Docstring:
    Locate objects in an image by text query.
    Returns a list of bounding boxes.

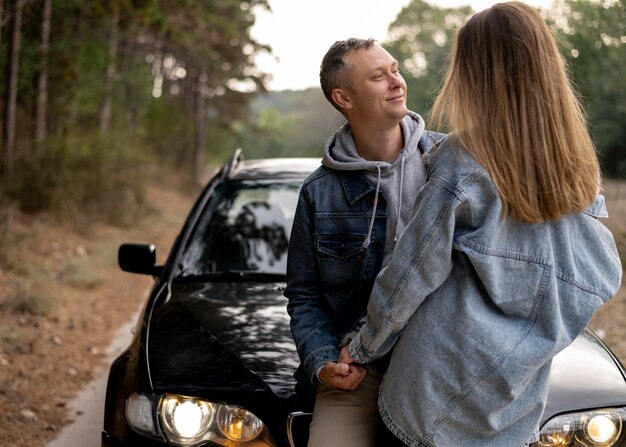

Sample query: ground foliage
[0,170,195,447]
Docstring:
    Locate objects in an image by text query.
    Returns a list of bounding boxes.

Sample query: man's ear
[331,88,352,111]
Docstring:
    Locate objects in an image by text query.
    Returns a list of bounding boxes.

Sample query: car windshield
[177,179,300,278]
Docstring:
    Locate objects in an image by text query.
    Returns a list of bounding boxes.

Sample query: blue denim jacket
[348,136,623,446]
[286,131,444,392]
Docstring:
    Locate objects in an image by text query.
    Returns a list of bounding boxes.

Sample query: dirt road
[46,313,138,447]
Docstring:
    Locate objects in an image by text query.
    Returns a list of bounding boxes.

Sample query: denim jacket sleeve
[285,186,340,384]
[348,174,459,363]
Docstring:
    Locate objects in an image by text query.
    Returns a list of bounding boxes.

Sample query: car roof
[228,156,321,181]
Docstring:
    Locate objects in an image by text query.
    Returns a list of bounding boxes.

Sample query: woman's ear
[331,88,352,111]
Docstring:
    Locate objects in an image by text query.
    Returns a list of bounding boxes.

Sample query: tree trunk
[192,79,207,185]
[177,74,195,169]
[2,0,26,178]
[120,38,139,126]
[100,5,119,132]
[35,0,52,151]
[0,0,4,49]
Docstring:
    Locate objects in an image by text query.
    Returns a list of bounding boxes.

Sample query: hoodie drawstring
[362,164,381,250]
[394,153,406,242]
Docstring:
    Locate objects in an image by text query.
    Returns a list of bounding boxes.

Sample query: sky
[251,0,553,91]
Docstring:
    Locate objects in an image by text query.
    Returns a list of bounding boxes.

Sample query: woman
[340,2,622,446]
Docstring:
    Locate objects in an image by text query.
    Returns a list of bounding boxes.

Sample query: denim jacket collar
[338,170,377,205]
[584,194,609,218]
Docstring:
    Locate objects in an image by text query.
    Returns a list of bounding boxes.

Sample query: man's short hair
[319,38,377,112]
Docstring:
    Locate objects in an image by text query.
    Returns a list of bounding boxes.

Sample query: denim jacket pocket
[317,235,366,259]
[316,235,366,298]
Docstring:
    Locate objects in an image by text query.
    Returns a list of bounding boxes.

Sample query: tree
[137,0,271,183]
[550,0,626,177]
[384,0,472,118]
[99,2,119,132]
[0,0,275,190]
[35,0,52,150]
[0,0,4,49]
[2,0,26,178]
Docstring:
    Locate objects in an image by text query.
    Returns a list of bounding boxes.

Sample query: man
[285,38,443,446]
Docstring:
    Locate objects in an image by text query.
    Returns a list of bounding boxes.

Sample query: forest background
[2,0,622,278]
[0,0,624,211]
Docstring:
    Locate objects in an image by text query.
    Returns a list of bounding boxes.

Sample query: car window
[178,180,300,277]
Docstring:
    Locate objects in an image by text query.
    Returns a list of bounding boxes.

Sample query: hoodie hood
[321,111,425,172]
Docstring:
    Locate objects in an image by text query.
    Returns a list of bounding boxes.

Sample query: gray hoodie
[321,111,427,267]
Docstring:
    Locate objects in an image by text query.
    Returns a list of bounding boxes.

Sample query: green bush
[58,258,104,290]
[0,194,17,267]
[4,131,148,227]
[143,100,187,163]
[9,277,59,317]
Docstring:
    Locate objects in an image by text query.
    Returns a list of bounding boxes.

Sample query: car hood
[147,281,302,401]
[543,328,626,422]
[146,282,626,416]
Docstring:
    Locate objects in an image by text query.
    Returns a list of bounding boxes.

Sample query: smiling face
[335,44,408,129]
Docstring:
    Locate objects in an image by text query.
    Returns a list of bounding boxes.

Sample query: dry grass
[588,179,626,363]
[603,179,626,262]
[0,175,195,447]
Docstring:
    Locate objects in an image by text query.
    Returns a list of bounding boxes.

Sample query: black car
[102,150,626,447]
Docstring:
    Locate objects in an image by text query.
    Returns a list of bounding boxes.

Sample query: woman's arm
[348,179,459,363]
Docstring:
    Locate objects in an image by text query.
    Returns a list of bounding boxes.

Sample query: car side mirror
[118,243,162,276]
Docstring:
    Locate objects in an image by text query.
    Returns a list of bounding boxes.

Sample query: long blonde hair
[430,1,600,223]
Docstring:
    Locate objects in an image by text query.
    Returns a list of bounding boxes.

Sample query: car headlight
[533,408,625,447]
[216,404,264,442]
[161,395,215,442]
[125,392,275,446]
[157,394,273,446]
[125,392,160,437]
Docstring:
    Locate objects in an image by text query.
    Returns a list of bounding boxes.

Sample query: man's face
[341,45,408,127]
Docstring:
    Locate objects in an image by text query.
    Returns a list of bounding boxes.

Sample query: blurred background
[0,0,624,199]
